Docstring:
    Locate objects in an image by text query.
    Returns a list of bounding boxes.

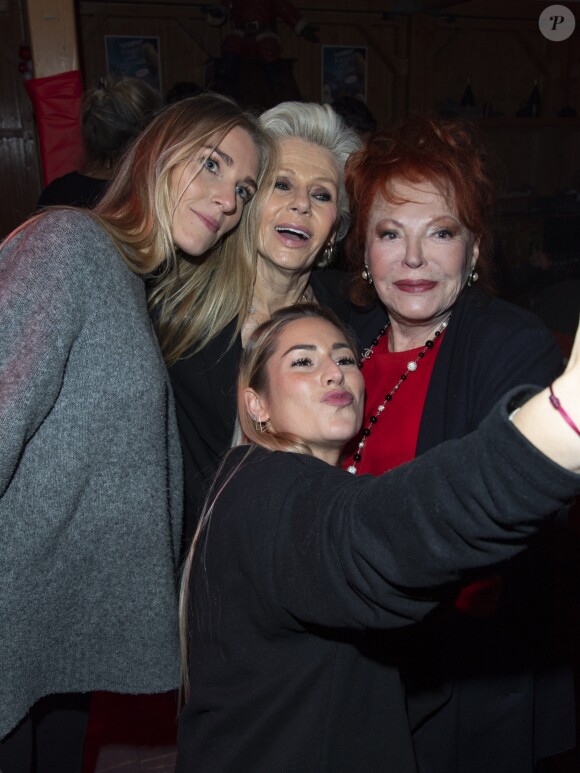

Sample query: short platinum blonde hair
[259,102,361,242]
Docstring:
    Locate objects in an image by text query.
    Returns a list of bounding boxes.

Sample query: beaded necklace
[346,314,451,475]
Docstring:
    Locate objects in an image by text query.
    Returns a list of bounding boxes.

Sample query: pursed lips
[322,390,354,407]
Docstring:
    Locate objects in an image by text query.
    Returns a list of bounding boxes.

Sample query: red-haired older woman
[343,115,572,773]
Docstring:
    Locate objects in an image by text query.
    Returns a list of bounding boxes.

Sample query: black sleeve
[263,389,580,631]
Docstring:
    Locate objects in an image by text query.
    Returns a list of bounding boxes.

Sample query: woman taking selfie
[0,93,272,773]
[176,303,580,773]
[342,113,571,772]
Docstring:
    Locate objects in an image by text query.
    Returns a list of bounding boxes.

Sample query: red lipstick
[394,280,437,293]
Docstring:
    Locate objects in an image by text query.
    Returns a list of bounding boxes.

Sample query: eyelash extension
[290,357,313,367]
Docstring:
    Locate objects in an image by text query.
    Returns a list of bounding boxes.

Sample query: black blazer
[400,288,573,772]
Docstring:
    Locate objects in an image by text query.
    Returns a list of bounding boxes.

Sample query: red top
[343,327,502,619]
[342,330,444,475]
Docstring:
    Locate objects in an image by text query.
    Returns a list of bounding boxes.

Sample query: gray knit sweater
[0,209,183,738]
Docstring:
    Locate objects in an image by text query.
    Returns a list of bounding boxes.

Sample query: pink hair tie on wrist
[549,384,580,438]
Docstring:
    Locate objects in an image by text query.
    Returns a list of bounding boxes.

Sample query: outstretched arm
[512,314,580,472]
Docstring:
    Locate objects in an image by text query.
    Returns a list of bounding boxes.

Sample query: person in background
[166,80,203,105]
[175,302,580,772]
[331,94,377,143]
[342,112,573,772]
[151,101,363,548]
[0,92,273,773]
[37,74,162,208]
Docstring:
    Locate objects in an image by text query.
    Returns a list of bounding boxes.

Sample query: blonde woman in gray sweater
[0,93,274,773]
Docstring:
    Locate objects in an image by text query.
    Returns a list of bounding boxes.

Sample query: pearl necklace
[346,314,451,475]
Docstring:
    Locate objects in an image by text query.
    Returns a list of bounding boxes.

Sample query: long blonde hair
[179,304,359,699]
[92,92,276,364]
[154,101,359,365]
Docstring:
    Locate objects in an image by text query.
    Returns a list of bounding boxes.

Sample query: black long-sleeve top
[176,389,580,773]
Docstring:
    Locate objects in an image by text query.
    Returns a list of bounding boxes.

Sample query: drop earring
[362,264,373,285]
[467,266,479,287]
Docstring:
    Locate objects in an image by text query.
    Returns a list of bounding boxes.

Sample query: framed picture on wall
[105,35,162,92]
[321,46,367,104]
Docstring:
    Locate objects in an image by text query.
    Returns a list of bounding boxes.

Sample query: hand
[300,23,319,43]
[567,314,580,373]
[512,314,580,473]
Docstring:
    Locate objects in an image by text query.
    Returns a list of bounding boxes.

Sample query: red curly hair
[344,113,497,305]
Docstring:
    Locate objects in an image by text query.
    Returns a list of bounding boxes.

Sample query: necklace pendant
[346,465,357,475]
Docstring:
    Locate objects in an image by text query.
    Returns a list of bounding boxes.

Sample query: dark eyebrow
[243,176,258,191]
[205,145,257,190]
[281,342,352,357]
[205,145,233,167]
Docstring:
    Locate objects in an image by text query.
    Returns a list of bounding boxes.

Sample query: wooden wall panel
[406,12,580,195]
[79,2,221,97]
[293,10,405,127]
[1,0,578,238]
[485,123,580,196]
[409,15,557,118]
[78,2,404,126]
[0,0,42,238]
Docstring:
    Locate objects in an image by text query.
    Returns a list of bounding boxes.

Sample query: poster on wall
[321,46,367,104]
[105,35,162,92]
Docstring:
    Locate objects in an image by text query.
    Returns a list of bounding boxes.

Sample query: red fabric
[342,332,443,475]
[453,573,504,618]
[25,70,84,186]
[342,328,504,617]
